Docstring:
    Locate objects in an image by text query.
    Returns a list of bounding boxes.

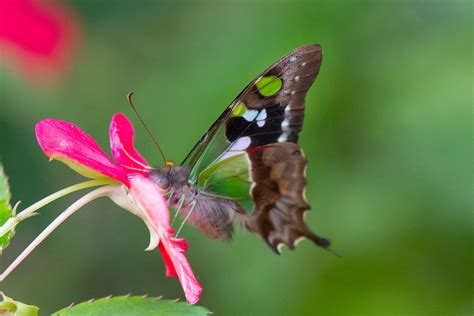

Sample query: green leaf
[0,164,15,253]
[0,165,11,202]
[52,296,211,316]
[0,292,39,316]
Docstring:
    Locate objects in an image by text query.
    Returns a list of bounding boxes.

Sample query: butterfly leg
[175,199,196,238]
[165,188,175,204]
[171,194,186,226]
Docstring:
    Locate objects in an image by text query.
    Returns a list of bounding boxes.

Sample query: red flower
[35,113,202,304]
[0,0,80,84]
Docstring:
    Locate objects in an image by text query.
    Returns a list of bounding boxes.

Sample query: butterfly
[149,44,330,254]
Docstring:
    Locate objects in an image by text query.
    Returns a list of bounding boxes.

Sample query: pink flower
[0,0,80,85]
[35,113,202,304]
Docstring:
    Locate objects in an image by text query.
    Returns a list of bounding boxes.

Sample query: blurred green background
[0,0,472,315]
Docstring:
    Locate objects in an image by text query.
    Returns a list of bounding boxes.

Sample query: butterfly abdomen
[170,184,245,240]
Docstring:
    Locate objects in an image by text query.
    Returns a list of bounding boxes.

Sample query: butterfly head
[149,162,190,191]
[156,161,174,189]
[149,167,171,190]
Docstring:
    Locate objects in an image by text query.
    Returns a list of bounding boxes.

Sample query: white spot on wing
[302,162,308,204]
[290,56,297,62]
[246,153,255,196]
[219,136,252,161]
[256,109,267,127]
[278,105,291,142]
[231,136,251,151]
[294,76,300,81]
[278,133,288,142]
[277,243,286,253]
[294,236,307,247]
[243,110,258,122]
[256,109,267,121]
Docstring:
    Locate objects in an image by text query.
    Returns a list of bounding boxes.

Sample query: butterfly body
[152,44,330,254]
[149,166,243,240]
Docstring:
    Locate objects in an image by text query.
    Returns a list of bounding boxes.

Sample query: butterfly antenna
[127,92,167,164]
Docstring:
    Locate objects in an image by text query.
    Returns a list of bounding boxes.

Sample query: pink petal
[159,238,202,305]
[159,236,188,278]
[109,113,149,175]
[129,175,202,304]
[36,119,128,184]
[128,175,170,233]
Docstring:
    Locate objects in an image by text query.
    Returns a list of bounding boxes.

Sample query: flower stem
[0,179,114,238]
[0,185,121,282]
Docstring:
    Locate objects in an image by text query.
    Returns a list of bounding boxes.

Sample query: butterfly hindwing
[196,142,330,253]
[245,142,330,253]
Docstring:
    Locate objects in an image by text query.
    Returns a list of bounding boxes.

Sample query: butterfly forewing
[182,44,322,182]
